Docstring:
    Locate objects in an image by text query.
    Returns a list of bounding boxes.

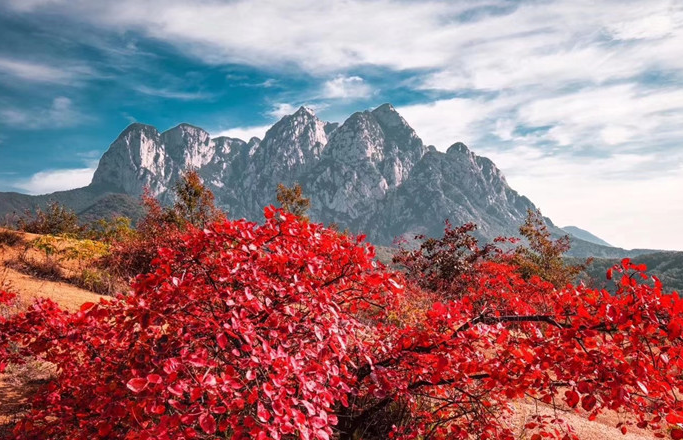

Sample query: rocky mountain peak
[161,123,214,169]
[293,105,316,117]
[446,142,470,155]
[0,103,662,260]
[371,103,404,128]
[114,122,158,142]
[91,122,165,195]
[325,111,385,163]
[59,103,541,246]
[253,105,329,172]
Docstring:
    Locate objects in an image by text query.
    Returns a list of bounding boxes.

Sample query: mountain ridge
[562,225,613,247]
[0,104,660,259]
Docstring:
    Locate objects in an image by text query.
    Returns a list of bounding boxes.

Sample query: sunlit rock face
[73,103,537,245]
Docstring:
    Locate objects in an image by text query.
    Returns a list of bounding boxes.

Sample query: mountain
[572,251,683,293]
[0,104,659,259]
[562,226,612,247]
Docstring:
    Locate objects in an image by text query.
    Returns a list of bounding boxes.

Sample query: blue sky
[0,0,682,250]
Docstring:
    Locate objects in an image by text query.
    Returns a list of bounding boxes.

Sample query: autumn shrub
[104,171,223,281]
[0,207,400,439]
[393,221,503,300]
[84,216,135,243]
[102,192,184,281]
[512,209,591,288]
[17,202,82,236]
[2,209,683,439]
[0,229,22,247]
[71,268,124,296]
[277,182,310,219]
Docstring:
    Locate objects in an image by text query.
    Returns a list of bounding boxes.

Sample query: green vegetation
[512,209,592,288]
[17,201,81,236]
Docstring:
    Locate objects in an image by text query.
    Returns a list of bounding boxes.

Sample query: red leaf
[126,377,148,393]
[581,394,597,411]
[199,413,216,434]
[217,333,228,349]
[147,374,162,384]
[257,402,270,423]
[565,389,580,408]
[80,302,96,313]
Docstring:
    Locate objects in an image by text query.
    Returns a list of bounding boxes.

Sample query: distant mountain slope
[575,251,683,293]
[562,225,612,247]
[0,103,667,259]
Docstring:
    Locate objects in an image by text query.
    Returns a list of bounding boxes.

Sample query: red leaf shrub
[2,208,683,439]
[0,207,399,439]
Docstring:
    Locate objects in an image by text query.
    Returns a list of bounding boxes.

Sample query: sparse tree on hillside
[512,209,591,288]
[85,216,135,243]
[18,201,81,236]
[173,170,223,228]
[276,182,310,219]
[104,171,224,280]
[393,221,503,299]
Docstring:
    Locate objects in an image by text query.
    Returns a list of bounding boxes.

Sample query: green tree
[512,209,591,288]
[172,170,223,228]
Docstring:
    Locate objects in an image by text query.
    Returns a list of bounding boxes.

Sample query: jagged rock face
[303,104,426,226]
[161,124,215,170]
[238,106,330,218]
[367,144,536,244]
[60,103,540,245]
[91,123,168,196]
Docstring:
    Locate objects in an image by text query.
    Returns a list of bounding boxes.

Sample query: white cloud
[516,84,683,149]
[6,0,683,249]
[478,146,683,251]
[322,75,372,99]
[0,97,87,129]
[8,0,681,79]
[0,57,94,84]
[214,125,270,141]
[268,103,297,119]
[397,95,511,148]
[15,167,96,194]
[134,85,214,100]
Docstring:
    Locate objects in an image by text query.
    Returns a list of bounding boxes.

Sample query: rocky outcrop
[1,103,640,259]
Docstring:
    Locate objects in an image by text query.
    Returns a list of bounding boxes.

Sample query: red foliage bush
[0,207,399,439]
[103,192,184,281]
[2,208,683,439]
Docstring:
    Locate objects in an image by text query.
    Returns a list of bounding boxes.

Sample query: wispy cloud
[0,97,88,129]
[134,85,214,100]
[267,103,297,119]
[14,167,96,194]
[0,57,94,85]
[7,0,681,76]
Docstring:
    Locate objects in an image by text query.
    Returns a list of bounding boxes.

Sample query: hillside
[562,226,612,247]
[577,251,683,293]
